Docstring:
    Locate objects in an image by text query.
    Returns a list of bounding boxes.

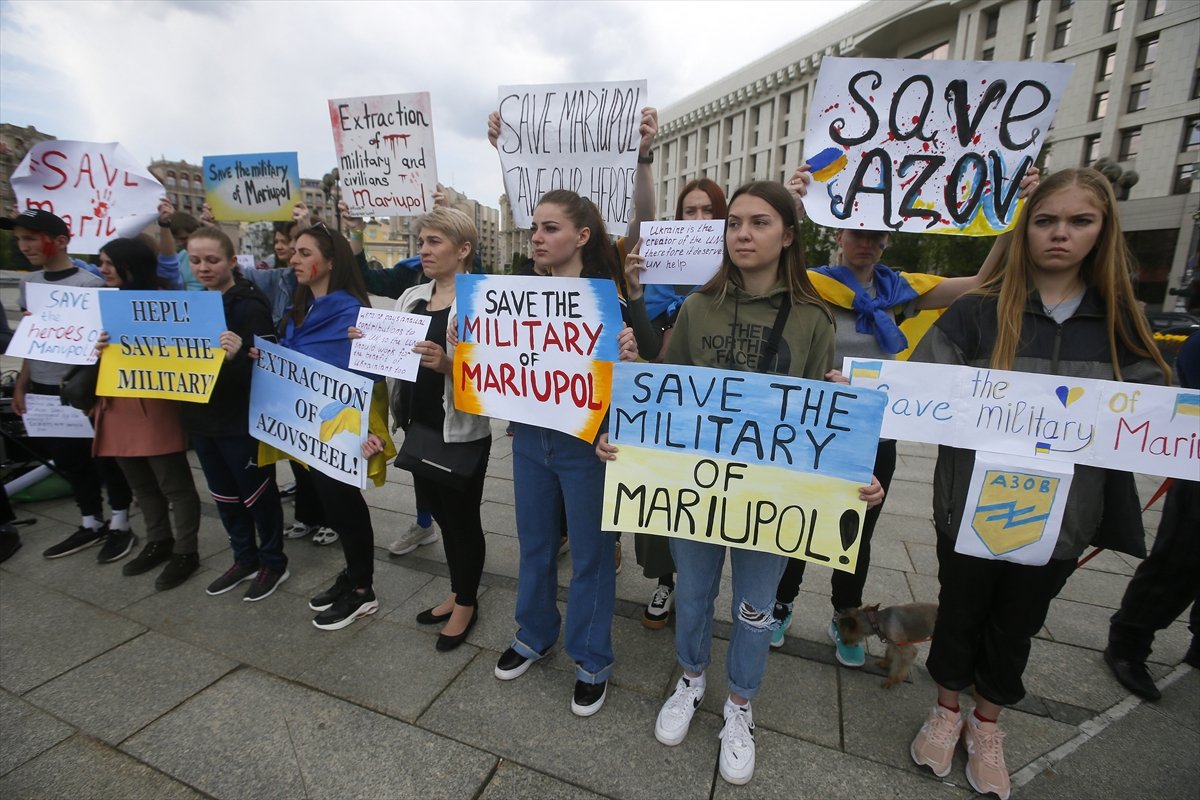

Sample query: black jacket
[179,279,275,437]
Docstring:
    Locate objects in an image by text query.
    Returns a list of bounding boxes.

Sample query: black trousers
[310,469,375,588]
[775,438,897,612]
[414,437,491,606]
[1108,479,1200,663]
[290,459,325,528]
[926,535,1076,706]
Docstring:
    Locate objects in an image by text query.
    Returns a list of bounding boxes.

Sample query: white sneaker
[284,522,316,539]
[388,522,440,555]
[719,700,755,785]
[311,527,339,546]
[655,675,706,746]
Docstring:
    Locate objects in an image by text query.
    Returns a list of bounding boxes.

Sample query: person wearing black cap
[3,209,137,562]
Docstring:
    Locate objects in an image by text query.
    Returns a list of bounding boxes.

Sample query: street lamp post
[320,169,342,233]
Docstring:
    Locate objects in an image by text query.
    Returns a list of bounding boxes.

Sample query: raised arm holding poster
[603,363,887,571]
[328,92,437,216]
[639,219,725,286]
[8,141,164,253]
[452,273,621,442]
[96,290,226,403]
[803,58,1072,235]
[496,80,646,236]
[5,283,111,365]
[202,152,299,222]
[249,337,373,489]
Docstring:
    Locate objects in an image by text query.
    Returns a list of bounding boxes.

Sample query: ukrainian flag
[318,402,362,442]
[1172,393,1200,421]
[849,361,883,382]
[1035,442,1052,455]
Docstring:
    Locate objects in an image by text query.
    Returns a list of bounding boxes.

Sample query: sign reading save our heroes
[496,80,646,236]
[8,140,163,254]
[803,58,1072,235]
[6,284,110,365]
[604,364,886,571]
[249,337,374,489]
[96,291,225,403]
[202,152,299,222]
[328,92,437,217]
[453,274,621,442]
[844,358,1200,480]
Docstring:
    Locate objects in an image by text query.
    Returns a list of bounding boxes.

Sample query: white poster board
[6,284,110,365]
[639,220,725,286]
[348,307,432,382]
[496,80,647,236]
[804,58,1072,235]
[21,394,94,438]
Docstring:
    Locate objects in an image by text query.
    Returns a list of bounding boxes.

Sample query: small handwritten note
[640,220,725,285]
[348,307,432,382]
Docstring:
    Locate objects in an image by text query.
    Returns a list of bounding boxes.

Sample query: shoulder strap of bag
[757,298,791,374]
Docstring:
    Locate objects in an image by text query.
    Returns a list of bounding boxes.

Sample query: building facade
[0,123,56,217]
[360,185,502,272]
[651,0,1200,309]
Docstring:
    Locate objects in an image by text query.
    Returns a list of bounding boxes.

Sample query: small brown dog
[837,603,938,689]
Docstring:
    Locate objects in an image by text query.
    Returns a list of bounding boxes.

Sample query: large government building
[650,0,1199,310]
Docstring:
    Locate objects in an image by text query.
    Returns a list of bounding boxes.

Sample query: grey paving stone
[0,689,73,777]
[1023,638,1130,712]
[875,478,934,521]
[0,734,204,799]
[1019,702,1200,800]
[123,667,495,800]
[1149,667,1200,735]
[904,570,942,605]
[904,540,939,576]
[548,611,678,697]
[869,535,915,572]
[480,500,519,537]
[24,631,235,745]
[861,564,916,606]
[1040,594,1190,666]
[482,530,522,580]
[1076,548,1136,577]
[297,616,476,722]
[1054,566,1130,610]
[712,727,963,800]
[480,759,609,800]
[0,573,145,695]
[421,653,721,799]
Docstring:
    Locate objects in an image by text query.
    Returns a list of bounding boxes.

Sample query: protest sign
[235,255,257,271]
[602,363,886,570]
[202,152,299,222]
[21,394,94,438]
[348,307,431,382]
[496,80,646,236]
[96,291,225,403]
[640,220,725,286]
[328,92,437,216]
[6,284,111,365]
[249,337,373,488]
[956,452,1074,566]
[453,274,621,442]
[845,357,1200,479]
[804,58,1072,235]
[8,141,164,253]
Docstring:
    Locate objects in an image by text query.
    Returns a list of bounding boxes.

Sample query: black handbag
[394,422,488,489]
[59,363,100,412]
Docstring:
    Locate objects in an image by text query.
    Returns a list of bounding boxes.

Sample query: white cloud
[0,0,864,208]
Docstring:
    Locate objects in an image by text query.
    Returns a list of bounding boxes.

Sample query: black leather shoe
[436,607,478,652]
[155,552,200,591]
[1104,647,1160,701]
[571,680,607,717]
[417,606,453,625]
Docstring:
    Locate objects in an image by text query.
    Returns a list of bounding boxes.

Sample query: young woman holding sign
[92,237,203,592]
[906,168,1168,800]
[181,227,288,602]
[600,181,883,785]
[254,223,395,630]
[350,208,492,651]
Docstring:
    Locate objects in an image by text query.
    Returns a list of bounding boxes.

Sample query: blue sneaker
[829,615,866,667]
[770,611,793,649]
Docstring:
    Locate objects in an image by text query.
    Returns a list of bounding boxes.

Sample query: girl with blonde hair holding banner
[906,168,1168,800]
[600,181,883,785]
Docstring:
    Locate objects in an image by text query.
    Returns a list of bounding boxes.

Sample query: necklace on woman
[1042,286,1083,316]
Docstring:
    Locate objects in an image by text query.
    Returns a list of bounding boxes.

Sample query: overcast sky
[0,0,864,208]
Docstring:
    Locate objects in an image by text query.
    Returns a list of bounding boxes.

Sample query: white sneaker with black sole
[655,674,706,745]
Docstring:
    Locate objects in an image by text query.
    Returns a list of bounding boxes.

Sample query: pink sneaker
[910,705,963,778]
[963,713,1010,800]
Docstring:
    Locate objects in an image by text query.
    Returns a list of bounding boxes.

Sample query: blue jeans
[511,424,615,684]
[191,434,285,573]
[669,538,788,700]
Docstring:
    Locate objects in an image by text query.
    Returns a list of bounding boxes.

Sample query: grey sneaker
[387,522,439,555]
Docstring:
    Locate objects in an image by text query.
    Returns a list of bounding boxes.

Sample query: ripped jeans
[669,538,789,700]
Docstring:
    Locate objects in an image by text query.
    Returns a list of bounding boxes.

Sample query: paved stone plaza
[1,423,1196,799]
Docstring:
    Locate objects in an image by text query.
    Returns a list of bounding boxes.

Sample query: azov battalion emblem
[971,471,1061,555]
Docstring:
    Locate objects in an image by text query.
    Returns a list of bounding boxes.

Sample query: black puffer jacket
[179,278,275,437]
[911,288,1165,560]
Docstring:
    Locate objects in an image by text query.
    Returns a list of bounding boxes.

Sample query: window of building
[1091,91,1109,120]
[1058,0,1074,9]
[1097,46,1116,80]
[1118,127,1141,160]
[1134,35,1158,71]
[910,41,950,60]
[1184,117,1200,151]
[1144,0,1166,19]
[179,177,189,189]
[1174,163,1198,195]
[982,47,995,61]
[1024,33,1037,58]
[1083,134,1102,165]
[1194,69,1200,100]
[1028,0,1040,23]
[1106,1,1123,31]
[984,9,999,38]
[1127,81,1150,112]
[1054,21,1071,48]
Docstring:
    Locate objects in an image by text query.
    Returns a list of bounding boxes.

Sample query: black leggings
[310,469,375,588]
[414,437,491,606]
